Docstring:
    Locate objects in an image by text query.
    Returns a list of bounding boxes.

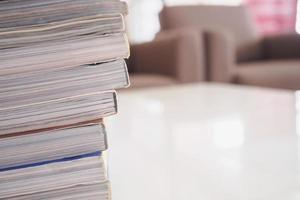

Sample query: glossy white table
[106,83,300,200]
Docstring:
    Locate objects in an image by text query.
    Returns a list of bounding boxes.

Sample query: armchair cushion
[236,60,300,90]
[236,39,264,63]
[263,34,300,60]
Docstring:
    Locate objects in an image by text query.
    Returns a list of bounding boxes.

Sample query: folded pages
[0,92,117,135]
[0,59,129,108]
[0,33,129,75]
[0,153,108,199]
[0,14,125,49]
[0,124,107,170]
[6,183,110,200]
[0,0,127,28]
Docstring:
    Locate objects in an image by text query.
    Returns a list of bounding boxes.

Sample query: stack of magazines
[0,0,129,199]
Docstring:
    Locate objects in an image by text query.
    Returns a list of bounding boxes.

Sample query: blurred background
[125,0,297,43]
[122,0,300,90]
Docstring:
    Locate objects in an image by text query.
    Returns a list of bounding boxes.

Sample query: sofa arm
[205,30,236,82]
[262,33,300,59]
[129,28,206,83]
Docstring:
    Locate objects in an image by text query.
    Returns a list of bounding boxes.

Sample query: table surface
[106,83,300,200]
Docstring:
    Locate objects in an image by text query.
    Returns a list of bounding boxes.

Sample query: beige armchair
[127,28,205,89]
[160,5,300,90]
